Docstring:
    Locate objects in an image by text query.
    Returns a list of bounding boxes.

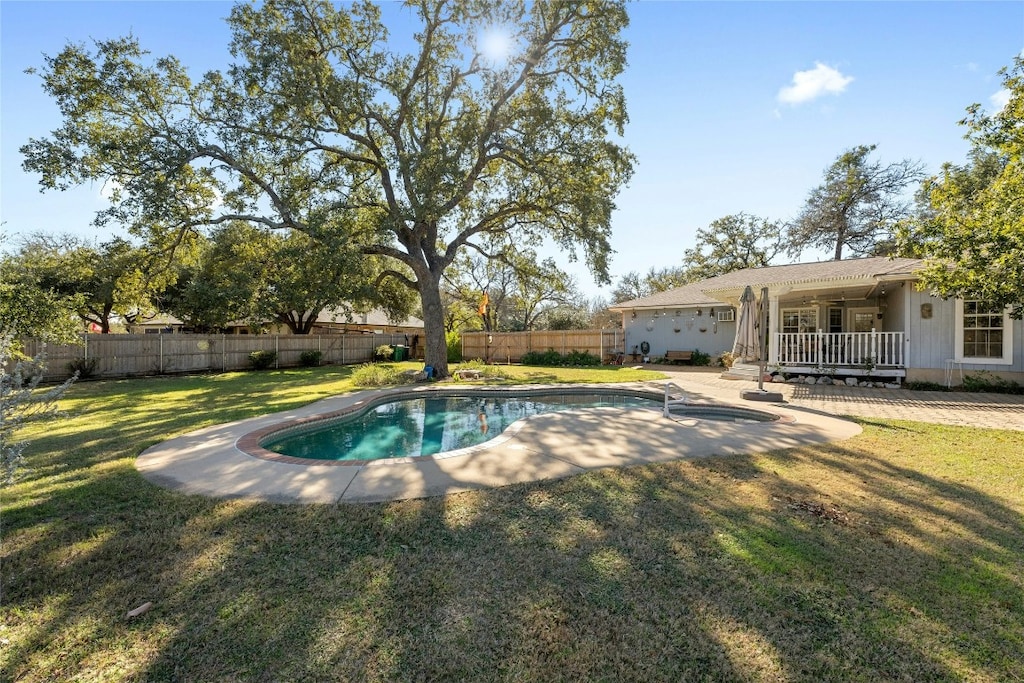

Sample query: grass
[2,364,1023,681]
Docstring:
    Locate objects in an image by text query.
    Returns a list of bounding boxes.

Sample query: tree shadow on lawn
[3,422,1023,681]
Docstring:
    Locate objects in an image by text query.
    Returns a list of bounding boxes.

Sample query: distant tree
[0,279,81,348]
[542,306,591,330]
[644,265,691,292]
[23,0,633,378]
[587,296,621,329]
[610,265,689,303]
[610,271,650,304]
[9,234,168,333]
[788,145,926,261]
[897,57,1024,317]
[164,222,412,333]
[445,247,578,332]
[682,213,783,279]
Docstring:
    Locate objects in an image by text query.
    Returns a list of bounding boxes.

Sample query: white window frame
[954,299,1013,365]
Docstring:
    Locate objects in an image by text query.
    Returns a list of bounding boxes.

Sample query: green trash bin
[393,345,407,361]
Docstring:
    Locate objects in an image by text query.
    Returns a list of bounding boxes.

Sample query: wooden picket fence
[16,333,410,383]
[461,329,624,364]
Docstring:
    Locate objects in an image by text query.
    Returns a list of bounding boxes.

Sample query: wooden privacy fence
[17,333,410,383]
[461,329,624,364]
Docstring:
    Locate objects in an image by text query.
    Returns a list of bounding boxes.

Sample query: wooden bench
[664,350,694,365]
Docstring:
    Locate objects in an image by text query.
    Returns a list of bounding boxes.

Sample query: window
[781,308,818,334]
[955,300,1013,364]
[716,309,734,322]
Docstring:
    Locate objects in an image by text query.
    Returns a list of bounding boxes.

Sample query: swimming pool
[259,390,779,462]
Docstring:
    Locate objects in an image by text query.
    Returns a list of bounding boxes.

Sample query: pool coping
[135,381,860,504]
[236,384,791,467]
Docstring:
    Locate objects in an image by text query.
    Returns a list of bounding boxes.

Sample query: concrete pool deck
[136,379,863,504]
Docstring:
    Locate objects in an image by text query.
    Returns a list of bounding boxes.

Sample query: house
[260,307,425,337]
[610,257,1023,385]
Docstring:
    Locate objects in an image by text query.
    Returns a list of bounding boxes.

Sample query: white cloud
[990,88,1011,112]
[777,62,854,105]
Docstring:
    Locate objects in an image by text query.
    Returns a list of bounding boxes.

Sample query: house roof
[610,257,925,310]
[315,307,424,328]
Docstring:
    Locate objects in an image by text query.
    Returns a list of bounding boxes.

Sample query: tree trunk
[418,272,450,378]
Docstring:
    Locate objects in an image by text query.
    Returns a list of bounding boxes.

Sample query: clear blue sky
[2,1,1021,301]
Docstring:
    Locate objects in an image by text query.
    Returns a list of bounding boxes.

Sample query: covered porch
[773,329,905,378]
[707,276,909,381]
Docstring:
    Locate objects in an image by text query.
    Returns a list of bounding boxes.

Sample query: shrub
[4,339,76,485]
[718,351,736,369]
[374,344,394,362]
[962,371,1023,394]
[248,350,277,370]
[690,349,712,366]
[903,381,949,392]
[352,362,401,387]
[299,350,322,367]
[520,348,563,366]
[446,331,462,362]
[564,350,602,366]
[66,357,98,379]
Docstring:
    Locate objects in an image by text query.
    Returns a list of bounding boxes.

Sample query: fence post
[275,335,280,368]
[222,334,226,371]
[159,334,164,374]
[84,334,88,361]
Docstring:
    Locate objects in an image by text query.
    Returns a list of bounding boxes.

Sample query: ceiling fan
[803,293,846,305]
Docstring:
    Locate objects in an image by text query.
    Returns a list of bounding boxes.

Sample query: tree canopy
[681,213,783,280]
[6,234,170,333]
[22,0,634,377]
[163,222,412,333]
[897,56,1024,317]
[788,144,925,261]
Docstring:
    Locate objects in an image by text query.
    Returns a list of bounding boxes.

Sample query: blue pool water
[263,393,660,461]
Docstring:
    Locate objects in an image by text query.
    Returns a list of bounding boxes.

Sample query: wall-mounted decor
[646,319,655,331]
[920,303,933,319]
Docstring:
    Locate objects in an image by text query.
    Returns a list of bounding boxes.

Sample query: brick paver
[656,366,1024,431]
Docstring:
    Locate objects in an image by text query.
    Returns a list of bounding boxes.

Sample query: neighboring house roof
[314,307,424,328]
[610,257,926,310]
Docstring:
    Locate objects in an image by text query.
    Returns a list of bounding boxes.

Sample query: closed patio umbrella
[732,285,760,362]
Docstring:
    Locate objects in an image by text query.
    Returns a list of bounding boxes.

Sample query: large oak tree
[22,0,633,377]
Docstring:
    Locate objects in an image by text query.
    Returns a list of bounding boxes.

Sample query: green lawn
[2,364,1023,681]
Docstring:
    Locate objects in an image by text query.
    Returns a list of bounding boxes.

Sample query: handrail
[663,382,687,417]
[774,330,905,367]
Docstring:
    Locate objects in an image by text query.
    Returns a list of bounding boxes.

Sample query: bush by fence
[17,333,411,382]
[461,329,623,364]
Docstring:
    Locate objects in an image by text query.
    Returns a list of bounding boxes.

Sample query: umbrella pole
[742,286,782,402]
[758,286,768,391]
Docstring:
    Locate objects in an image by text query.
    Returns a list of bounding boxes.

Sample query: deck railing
[774,331,905,368]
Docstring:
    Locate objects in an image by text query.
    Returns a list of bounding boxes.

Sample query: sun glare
[480,27,512,64]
